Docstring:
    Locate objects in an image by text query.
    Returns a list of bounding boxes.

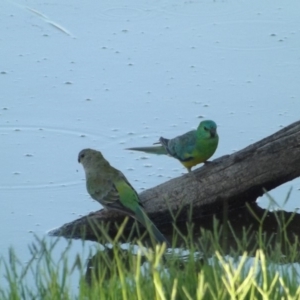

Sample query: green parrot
[126,120,219,173]
[78,148,170,246]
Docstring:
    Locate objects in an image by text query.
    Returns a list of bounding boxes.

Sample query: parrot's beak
[210,128,217,138]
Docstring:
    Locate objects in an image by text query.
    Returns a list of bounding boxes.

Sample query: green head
[78,148,109,174]
[197,120,218,138]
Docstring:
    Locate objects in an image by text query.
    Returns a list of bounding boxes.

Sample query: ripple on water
[1,126,103,190]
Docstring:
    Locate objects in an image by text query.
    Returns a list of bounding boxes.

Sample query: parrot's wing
[114,174,170,246]
[113,173,142,212]
[96,182,134,217]
[88,177,120,206]
[166,130,197,161]
[100,184,120,206]
[90,171,142,216]
[112,173,170,246]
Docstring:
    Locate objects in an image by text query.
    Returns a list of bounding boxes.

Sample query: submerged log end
[48,210,124,242]
[48,209,173,244]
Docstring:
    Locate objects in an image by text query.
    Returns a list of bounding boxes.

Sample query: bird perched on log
[126,120,219,173]
[78,148,170,246]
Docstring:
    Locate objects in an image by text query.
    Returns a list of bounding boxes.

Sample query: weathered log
[49,120,300,242]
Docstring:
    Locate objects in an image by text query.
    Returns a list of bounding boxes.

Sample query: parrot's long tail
[135,207,170,247]
[125,146,168,155]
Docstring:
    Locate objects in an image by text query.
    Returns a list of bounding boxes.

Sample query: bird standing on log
[78,148,170,246]
[126,120,219,173]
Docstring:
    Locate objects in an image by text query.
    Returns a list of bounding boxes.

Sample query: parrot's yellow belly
[181,156,207,168]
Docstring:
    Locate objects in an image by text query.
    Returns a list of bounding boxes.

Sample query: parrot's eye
[80,153,85,159]
[204,126,208,131]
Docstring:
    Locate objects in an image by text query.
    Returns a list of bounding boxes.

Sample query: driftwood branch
[50,120,300,243]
